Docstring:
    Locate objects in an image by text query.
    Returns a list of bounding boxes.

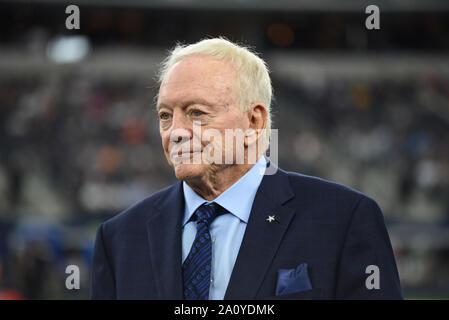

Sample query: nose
[169,110,192,143]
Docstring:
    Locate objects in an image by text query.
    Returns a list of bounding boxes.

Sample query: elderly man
[90,38,402,300]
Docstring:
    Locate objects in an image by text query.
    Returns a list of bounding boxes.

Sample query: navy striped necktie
[182,202,227,300]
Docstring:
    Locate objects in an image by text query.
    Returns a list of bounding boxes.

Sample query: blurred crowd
[0,73,172,218]
[276,73,449,224]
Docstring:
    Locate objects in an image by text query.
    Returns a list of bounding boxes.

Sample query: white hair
[158,37,273,144]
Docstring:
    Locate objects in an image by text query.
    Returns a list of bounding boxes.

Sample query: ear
[248,103,268,131]
[244,103,268,148]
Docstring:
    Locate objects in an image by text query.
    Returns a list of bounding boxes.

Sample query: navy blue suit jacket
[90,166,402,299]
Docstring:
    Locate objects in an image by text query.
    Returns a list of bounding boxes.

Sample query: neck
[185,163,253,201]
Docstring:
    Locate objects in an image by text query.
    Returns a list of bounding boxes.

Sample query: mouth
[170,150,202,159]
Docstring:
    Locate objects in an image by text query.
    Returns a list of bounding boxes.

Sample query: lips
[170,150,202,159]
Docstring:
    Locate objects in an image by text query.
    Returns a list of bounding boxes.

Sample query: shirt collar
[182,156,267,226]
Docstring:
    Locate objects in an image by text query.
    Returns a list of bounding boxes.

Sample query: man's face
[157,55,250,181]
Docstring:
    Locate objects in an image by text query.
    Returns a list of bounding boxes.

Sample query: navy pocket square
[276,263,312,296]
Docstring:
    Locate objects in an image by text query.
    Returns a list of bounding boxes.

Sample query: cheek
[160,132,169,150]
[215,113,243,130]
[228,108,248,127]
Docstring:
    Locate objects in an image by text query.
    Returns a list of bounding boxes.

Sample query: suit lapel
[224,167,295,299]
[146,181,184,299]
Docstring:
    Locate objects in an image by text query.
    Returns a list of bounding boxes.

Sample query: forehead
[158,55,237,107]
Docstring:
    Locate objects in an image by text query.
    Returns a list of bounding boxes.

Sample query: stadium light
[46,35,90,63]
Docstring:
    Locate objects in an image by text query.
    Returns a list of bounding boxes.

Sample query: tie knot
[195,202,226,226]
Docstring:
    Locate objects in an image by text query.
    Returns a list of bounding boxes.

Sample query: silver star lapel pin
[266,215,280,223]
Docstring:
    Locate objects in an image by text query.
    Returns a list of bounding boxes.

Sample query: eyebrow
[156,102,168,111]
[156,98,214,111]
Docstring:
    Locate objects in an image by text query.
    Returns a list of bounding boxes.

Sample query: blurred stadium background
[0,0,448,299]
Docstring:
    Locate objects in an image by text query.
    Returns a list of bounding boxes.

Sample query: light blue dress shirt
[182,156,267,300]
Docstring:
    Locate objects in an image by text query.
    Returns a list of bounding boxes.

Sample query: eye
[159,112,170,120]
[191,109,204,117]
